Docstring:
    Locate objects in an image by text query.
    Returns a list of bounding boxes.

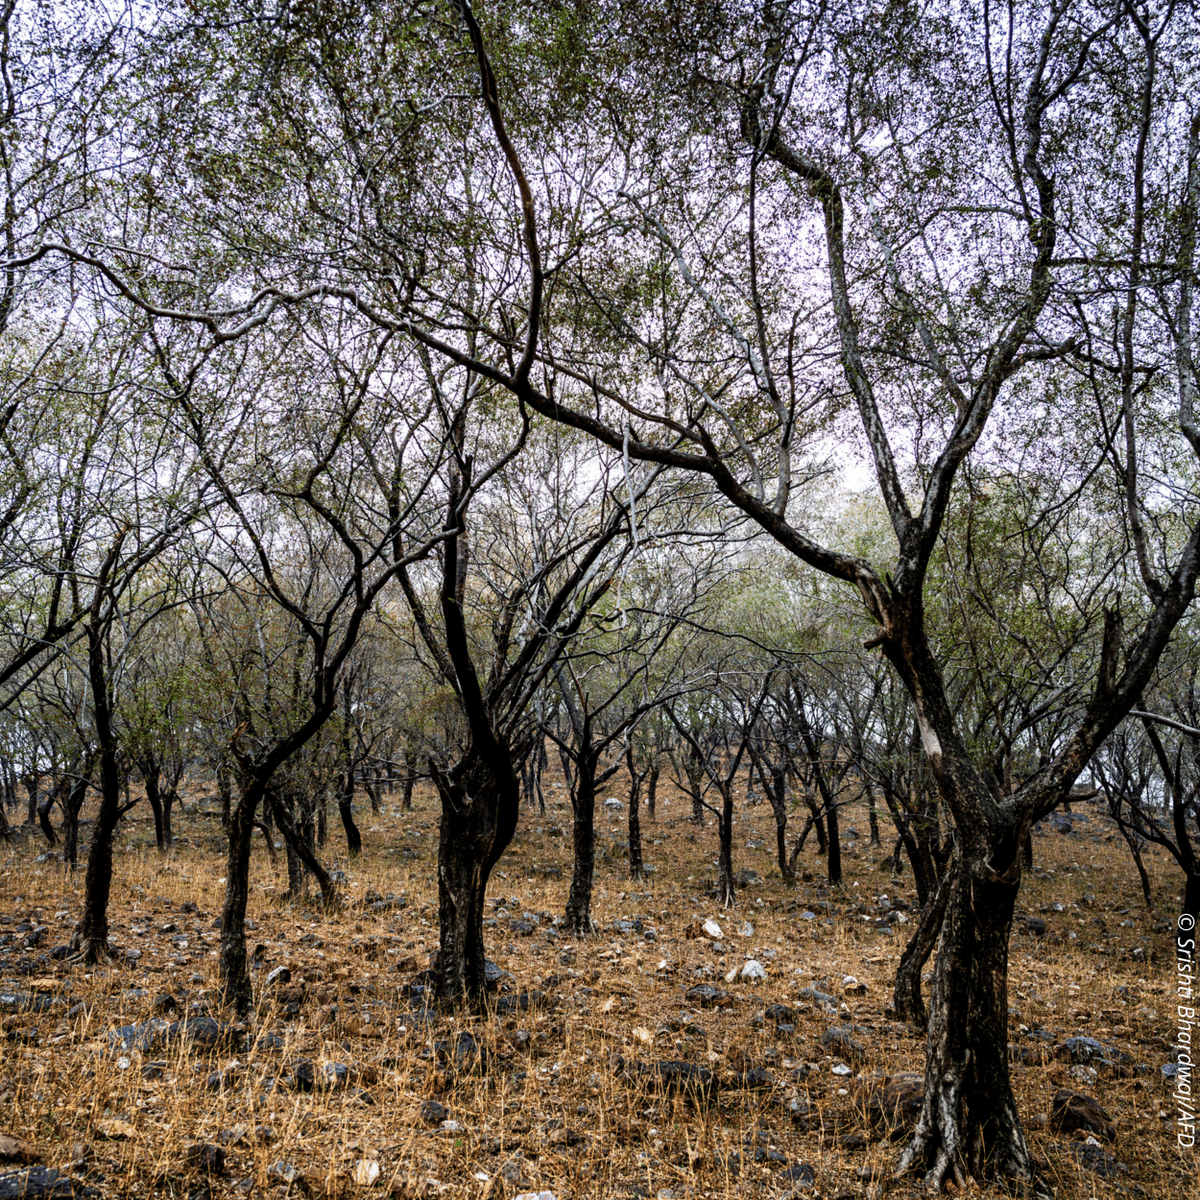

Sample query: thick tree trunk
[646,763,658,819]
[895,853,1033,1188]
[218,786,260,1013]
[76,771,124,963]
[431,747,519,1006]
[565,772,596,935]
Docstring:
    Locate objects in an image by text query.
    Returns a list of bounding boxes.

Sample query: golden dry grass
[0,775,1195,1200]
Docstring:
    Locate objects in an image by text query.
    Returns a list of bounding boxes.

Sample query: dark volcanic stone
[0,992,55,1016]
[420,1100,448,1125]
[783,1163,815,1188]
[494,990,546,1015]
[1068,1142,1127,1179]
[109,1018,171,1053]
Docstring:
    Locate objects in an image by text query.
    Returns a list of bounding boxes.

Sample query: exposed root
[68,937,116,966]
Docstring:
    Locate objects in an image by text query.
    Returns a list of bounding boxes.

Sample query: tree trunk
[23,773,39,826]
[285,832,304,898]
[893,866,952,1029]
[826,794,843,886]
[218,785,261,1013]
[715,783,736,907]
[799,788,827,853]
[565,770,596,935]
[868,786,881,845]
[628,766,645,881]
[76,772,123,963]
[61,775,89,867]
[273,792,337,903]
[431,746,518,1005]
[646,762,658,819]
[768,771,793,883]
[145,764,167,852]
[339,783,362,855]
[37,788,59,847]
[895,852,1034,1187]
[160,789,174,849]
[402,746,417,811]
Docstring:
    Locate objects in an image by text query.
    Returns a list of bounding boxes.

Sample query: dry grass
[0,776,1194,1200]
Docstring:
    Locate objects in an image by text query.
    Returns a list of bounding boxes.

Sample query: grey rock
[1068,1142,1127,1179]
[0,1168,99,1198]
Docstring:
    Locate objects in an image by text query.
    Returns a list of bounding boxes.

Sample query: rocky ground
[0,779,1193,1200]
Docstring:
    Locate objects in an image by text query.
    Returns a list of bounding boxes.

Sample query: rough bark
[431,746,518,1004]
[895,853,1034,1188]
[218,786,260,1013]
[564,769,596,935]
[628,752,645,881]
[715,781,736,907]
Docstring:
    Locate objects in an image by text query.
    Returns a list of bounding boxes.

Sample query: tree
[360,1,1200,1188]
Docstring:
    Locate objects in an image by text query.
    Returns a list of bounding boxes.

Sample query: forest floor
[0,777,1194,1200]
